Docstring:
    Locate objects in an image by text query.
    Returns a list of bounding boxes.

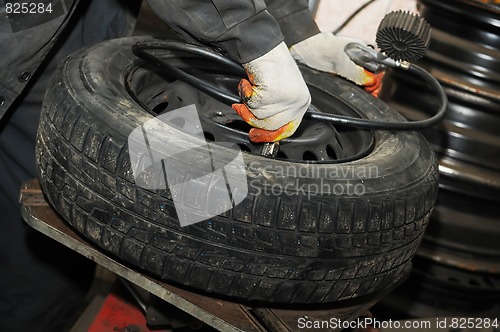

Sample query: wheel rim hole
[237,143,251,152]
[276,150,288,159]
[483,277,494,287]
[469,279,480,287]
[303,151,318,161]
[151,101,169,114]
[326,145,337,160]
[225,120,252,133]
[204,131,215,141]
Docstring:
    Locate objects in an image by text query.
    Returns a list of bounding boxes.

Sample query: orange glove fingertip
[248,128,278,143]
[248,122,297,143]
[363,71,384,97]
[238,78,254,102]
[231,103,256,124]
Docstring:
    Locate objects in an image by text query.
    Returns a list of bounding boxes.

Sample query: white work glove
[232,42,311,143]
[290,32,383,96]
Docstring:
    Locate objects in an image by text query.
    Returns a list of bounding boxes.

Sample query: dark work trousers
[0,1,139,331]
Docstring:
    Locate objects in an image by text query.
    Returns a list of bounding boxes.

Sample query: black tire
[36,37,439,304]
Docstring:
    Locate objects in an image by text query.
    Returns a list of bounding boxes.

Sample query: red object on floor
[88,283,152,332]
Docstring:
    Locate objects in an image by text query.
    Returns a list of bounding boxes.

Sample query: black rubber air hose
[132,40,447,131]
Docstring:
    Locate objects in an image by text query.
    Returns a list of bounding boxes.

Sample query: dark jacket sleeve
[265,0,320,47]
[146,0,320,64]
[146,0,284,63]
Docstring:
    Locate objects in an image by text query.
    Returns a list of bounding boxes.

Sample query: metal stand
[20,179,405,332]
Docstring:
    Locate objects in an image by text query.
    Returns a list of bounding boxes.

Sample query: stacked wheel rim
[379,0,500,316]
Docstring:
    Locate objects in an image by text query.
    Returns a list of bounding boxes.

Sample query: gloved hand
[231,42,311,143]
[290,32,384,97]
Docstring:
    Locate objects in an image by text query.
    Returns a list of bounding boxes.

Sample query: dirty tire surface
[36,37,439,304]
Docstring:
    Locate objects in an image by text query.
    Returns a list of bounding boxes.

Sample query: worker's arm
[146,0,310,142]
[146,1,381,142]
[264,0,320,47]
[145,0,283,63]
[265,0,383,96]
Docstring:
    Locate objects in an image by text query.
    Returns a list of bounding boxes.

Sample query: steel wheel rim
[125,53,375,164]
